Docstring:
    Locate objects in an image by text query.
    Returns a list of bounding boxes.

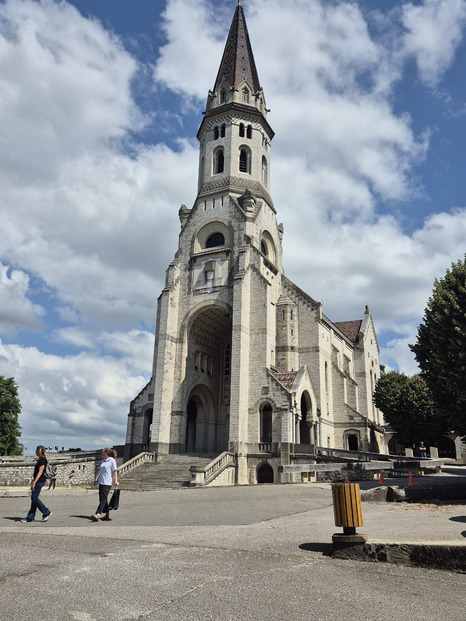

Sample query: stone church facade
[124,2,385,484]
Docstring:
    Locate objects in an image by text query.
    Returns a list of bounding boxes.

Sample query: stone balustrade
[190,451,236,487]
[117,452,156,478]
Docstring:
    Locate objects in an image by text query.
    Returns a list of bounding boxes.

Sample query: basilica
[124,1,385,484]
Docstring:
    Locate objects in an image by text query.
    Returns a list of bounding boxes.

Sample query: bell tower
[126,0,285,477]
[196,0,274,204]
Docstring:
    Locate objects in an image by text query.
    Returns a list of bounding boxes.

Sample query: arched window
[220,89,226,103]
[239,148,251,173]
[214,149,224,174]
[260,404,272,443]
[239,123,245,137]
[242,87,249,103]
[260,232,276,265]
[246,124,252,139]
[214,126,219,140]
[206,232,225,248]
[221,124,226,137]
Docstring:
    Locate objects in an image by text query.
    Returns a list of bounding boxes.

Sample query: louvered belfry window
[239,148,248,173]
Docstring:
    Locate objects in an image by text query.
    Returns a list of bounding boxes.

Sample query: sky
[0,0,465,452]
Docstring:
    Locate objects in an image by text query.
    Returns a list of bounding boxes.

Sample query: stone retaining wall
[0,457,99,486]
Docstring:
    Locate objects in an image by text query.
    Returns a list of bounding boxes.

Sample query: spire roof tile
[213,2,261,93]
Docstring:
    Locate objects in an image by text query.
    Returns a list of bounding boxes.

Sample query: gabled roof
[272,372,298,391]
[213,1,261,93]
[333,320,362,344]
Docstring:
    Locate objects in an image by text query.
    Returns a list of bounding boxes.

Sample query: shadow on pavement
[442,467,466,476]
[299,542,332,556]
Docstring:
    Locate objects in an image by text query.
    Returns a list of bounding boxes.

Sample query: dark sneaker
[101,516,112,521]
[42,512,52,522]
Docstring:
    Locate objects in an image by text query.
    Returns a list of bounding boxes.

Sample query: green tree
[0,376,23,456]
[373,371,443,447]
[410,255,466,438]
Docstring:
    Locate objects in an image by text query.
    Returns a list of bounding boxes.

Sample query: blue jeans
[26,482,50,522]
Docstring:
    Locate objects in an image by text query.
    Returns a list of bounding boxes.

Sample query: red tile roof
[333,320,362,343]
[272,372,297,391]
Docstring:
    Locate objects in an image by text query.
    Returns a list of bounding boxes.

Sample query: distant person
[91,448,119,522]
[47,468,57,490]
[67,470,75,488]
[419,441,427,458]
[21,446,52,523]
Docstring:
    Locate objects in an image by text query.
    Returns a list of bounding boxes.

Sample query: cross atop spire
[213,1,261,94]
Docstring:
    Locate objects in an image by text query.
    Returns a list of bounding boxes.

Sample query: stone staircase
[119,454,215,491]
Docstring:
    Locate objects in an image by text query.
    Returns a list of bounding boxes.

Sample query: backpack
[44,462,55,480]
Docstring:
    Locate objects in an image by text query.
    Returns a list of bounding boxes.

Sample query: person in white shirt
[91,448,119,522]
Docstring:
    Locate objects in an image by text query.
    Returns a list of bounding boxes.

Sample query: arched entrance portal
[142,408,153,449]
[257,463,274,484]
[299,392,312,445]
[185,305,232,454]
[185,398,197,453]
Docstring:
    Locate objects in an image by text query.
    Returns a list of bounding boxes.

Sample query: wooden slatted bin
[332,483,363,532]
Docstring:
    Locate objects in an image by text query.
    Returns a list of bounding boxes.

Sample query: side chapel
[124,1,385,484]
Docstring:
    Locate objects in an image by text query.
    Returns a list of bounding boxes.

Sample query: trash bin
[332,482,363,535]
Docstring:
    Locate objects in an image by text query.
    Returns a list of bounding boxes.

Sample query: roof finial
[238,0,242,6]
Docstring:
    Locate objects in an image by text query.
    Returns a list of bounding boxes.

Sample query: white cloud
[0,0,142,182]
[0,263,44,333]
[0,334,153,450]
[402,0,466,88]
[381,331,422,377]
[0,0,199,332]
[153,0,225,100]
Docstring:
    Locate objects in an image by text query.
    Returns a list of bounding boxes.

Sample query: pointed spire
[213,2,261,93]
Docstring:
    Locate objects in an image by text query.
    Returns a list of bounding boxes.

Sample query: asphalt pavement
[1,468,465,621]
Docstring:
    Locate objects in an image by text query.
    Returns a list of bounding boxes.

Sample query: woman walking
[21,446,52,522]
[91,448,119,522]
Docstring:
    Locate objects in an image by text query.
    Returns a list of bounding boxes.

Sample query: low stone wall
[315,466,374,483]
[0,457,99,486]
[280,458,443,484]
[332,540,466,573]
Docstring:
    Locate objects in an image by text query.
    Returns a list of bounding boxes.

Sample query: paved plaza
[1,473,465,621]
